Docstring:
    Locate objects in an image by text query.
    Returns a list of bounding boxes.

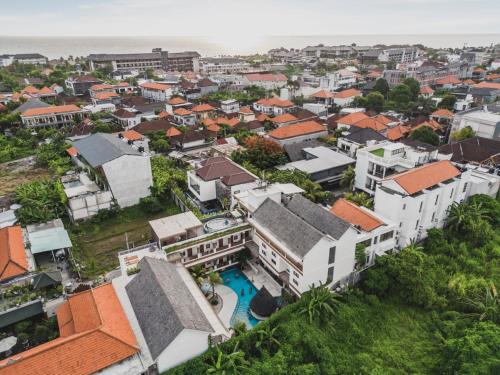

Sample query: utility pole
[125,232,129,250]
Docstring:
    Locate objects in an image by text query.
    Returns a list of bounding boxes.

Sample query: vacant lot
[0,157,51,197]
[69,201,181,278]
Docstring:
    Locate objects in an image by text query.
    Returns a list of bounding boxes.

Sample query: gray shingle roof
[286,195,350,240]
[344,127,387,144]
[125,257,213,360]
[252,198,324,258]
[72,133,141,167]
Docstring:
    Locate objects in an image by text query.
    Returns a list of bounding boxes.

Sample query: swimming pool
[220,268,260,328]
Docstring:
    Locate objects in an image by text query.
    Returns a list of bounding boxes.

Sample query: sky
[1,0,499,37]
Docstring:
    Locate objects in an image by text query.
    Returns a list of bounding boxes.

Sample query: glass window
[419,201,423,213]
[415,220,419,229]
[271,258,276,265]
[435,195,439,205]
[293,270,299,278]
[327,266,334,283]
[450,188,454,198]
[293,279,299,286]
[462,183,468,193]
[328,247,336,264]
[380,231,394,242]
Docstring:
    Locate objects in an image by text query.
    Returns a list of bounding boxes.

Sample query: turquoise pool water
[220,268,260,328]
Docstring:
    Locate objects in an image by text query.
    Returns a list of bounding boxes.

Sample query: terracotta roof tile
[337,112,369,126]
[473,81,500,90]
[420,86,434,94]
[90,84,114,91]
[94,91,119,100]
[389,160,460,195]
[116,130,143,141]
[239,106,253,114]
[432,109,454,118]
[268,120,325,140]
[256,113,270,122]
[0,226,29,282]
[271,113,297,124]
[66,146,78,157]
[0,284,138,375]
[22,105,81,117]
[312,89,335,99]
[174,108,193,116]
[22,86,39,95]
[140,82,171,91]
[435,75,461,85]
[207,123,221,132]
[386,125,410,141]
[167,97,187,105]
[191,103,215,112]
[333,88,361,99]
[166,127,182,137]
[352,117,388,132]
[245,73,287,82]
[330,199,383,232]
[255,97,294,108]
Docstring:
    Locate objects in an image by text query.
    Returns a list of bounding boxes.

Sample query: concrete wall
[102,155,153,208]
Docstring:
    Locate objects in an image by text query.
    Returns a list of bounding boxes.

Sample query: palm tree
[344,192,373,209]
[208,272,222,299]
[255,325,281,353]
[190,265,205,285]
[339,166,355,191]
[446,202,468,232]
[206,343,248,375]
[404,239,423,253]
[465,284,499,324]
[299,284,341,325]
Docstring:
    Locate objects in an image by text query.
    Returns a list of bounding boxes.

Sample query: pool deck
[215,284,238,328]
[243,263,282,297]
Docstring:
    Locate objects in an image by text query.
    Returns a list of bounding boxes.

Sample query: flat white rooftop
[278,146,355,174]
[149,211,203,240]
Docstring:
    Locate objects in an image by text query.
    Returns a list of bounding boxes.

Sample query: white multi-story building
[378,47,421,63]
[201,57,250,74]
[374,160,469,248]
[72,133,153,208]
[319,69,357,91]
[450,106,500,141]
[242,73,288,90]
[355,141,439,195]
[187,157,259,209]
[248,194,359,296]
[20,104,86,127]
[139,82,173,102]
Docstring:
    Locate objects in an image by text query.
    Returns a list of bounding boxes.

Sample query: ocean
[0,35,499,59]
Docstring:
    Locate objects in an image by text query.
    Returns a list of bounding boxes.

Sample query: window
[419,201,423,213]
[431,212,436,221]
[293,279,299,286]
[415,220,419,230]
[399,222,403,228]
[261,249,266,256]
[373,236,378,244]
[328,247,336,264]
[261,242,267,249]
[293,270,299,278]
[462,182,468,193]
[403,203,406,210]
[327,266,334,283]
[358,239,371,248]
[380,231,394,242]
[450,188,454,198]
[272,251,276,258]
[271,258,276,266]
[435,195,439,205]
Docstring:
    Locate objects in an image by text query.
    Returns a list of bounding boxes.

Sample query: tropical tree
[299,284,341,325]
[465,284,499,323]
[344,192,373,209]
[255,325,281,354]
[439,95,457,110]
[447,202,468,232]
[339,165,355,191]
[451,126,475,141]
[206,343,249,375]
[209,272,223,299]
[372,78,390,99]
[232,321,247,337]
[190,265,205,285]
[410,126,439,146]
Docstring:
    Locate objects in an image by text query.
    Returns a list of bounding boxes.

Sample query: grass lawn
[370,148,385,157]
[69,200,181,279]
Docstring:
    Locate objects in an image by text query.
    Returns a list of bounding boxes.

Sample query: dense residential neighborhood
[0,29,499,375]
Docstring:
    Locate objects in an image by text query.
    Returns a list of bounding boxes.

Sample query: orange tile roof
[352,117,388,132]
[373,114,394,125]
[167,97,187,105]
[202,118,216,126]
[485,73,500,81]
[22,104,81,117]
[0,103,7,112]
[207,123,221,132]
[140,82,171,91]
[166,127,182,137]
[389,160,460,195]
[432,108,454,118]
[174,107,193,116]
[337,112,369,126]
[116,130,143,141]
[420,86,434,94]
[66,146,78,157]
[367,71,382,78]
[473,81,500,90]
[435,75,461,85]
[216,117,240,127]
[256,113,270,122]
[117,82,129,87]
[191,103,215,112]
[239,106,253,114]
[330,199,384,232]
[245,73,287,82]
[473,67,486,73]
[0,284,138,375]
[268,120,325,140]
[158,111,169,118]
[312,89,335,99]
[90,84,113,91]
[255,97,294,108]
[386,125,410,141]
[38,86,55,95]
[333,88,361,99]
[22,86,40,95]
[271,113,297,124]
[462,79,476,85]
[411,119,442,133]
[0,226,29,282]
[94,91,119,100]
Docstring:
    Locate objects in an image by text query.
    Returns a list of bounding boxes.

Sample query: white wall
[156,329,211,373]
[188,171,216,202]
[102,155,152,208]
